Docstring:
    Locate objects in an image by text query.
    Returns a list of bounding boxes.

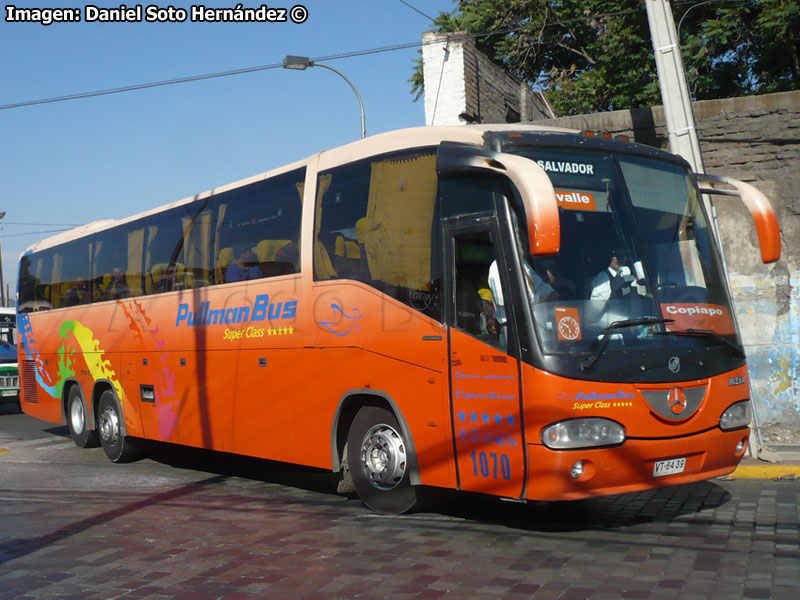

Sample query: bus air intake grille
[21,361,38,403]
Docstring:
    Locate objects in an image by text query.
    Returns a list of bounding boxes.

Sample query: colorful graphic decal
[59,320,125,403]
[317,303,363,336]
[18,313,60,399]
[117,299,178,439]
[18,313,125,404]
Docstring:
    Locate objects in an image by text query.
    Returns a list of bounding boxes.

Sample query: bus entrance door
[446,225,527,499]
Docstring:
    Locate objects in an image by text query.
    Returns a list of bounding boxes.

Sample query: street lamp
[0,211,6,308]
[283,55,366,139]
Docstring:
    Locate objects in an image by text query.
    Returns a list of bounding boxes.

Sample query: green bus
[0,308,19,409]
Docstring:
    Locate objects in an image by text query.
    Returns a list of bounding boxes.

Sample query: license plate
[653,457,686,477]
[1,390,17,397]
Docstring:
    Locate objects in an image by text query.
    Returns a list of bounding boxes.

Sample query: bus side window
[315,150,441,321]
[53,241,91,309]
[452,231,506,352]
[144,208,187,294]
[18,252,54,312]
[212,167,305,285]
[92,223,145,300]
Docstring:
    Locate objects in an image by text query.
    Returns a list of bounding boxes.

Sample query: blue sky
[0,0,455,303]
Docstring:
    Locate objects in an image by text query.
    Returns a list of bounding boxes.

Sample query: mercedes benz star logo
[668,387,687,415]
[668,356,680,373]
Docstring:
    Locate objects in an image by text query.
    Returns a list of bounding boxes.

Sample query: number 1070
[469,451,511,480]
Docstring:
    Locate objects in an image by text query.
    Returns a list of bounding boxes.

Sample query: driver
[590,245,638,301]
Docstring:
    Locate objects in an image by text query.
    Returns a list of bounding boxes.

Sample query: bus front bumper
[526,427,749,501]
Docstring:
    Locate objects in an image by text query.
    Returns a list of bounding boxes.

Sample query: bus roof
[24,124,578,255]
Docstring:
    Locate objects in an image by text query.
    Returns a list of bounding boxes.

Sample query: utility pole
[645,0,768,459]
[0,211,5,308]
[644,0,704,173]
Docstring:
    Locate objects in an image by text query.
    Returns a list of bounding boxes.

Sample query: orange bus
[17,125,780,513]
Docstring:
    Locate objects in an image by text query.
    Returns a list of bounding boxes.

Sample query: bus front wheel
[67,386,98,448]
[347,406,419,514]
[97,390,139,463]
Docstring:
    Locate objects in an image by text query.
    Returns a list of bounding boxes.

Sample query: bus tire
[67,385,98,448]
[97,390,138,463]
[347,406,419,514]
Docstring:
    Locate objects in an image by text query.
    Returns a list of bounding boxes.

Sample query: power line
[1,221,83,226]
[394,0,437,23]
[0,5,664,112]
[3,228,74,238]
[0,62,285,110]
[0,40,432,111]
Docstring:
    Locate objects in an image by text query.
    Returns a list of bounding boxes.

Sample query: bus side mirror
[695,174,781,264]
[437,142,560,255]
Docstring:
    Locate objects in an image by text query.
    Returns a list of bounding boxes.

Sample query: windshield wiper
[656,328,745,358]
[581,317,674,372]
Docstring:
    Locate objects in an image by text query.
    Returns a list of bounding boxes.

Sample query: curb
[728,464,799,480]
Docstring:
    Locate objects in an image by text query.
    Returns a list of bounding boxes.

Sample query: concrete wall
[528,92,800,436]
[420,33,800,436]
[422,31,552,126]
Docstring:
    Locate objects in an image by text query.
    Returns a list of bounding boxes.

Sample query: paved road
[1,404,798,600]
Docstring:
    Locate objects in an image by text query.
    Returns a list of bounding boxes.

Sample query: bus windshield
[0,341,15,364]
[511,147,740,359]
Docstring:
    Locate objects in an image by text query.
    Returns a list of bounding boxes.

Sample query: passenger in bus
[538,259,575,299]
[275,238,299,274]
[102,268,130,300]
[64,277,90,306]
[154,264,182,293]
[478,287,501,338]
[590,246,637,301]
[226,245,262,282]
[487,259,557,327]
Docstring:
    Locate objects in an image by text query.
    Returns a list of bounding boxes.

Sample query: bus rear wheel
[97,390,139,463]
[347,406,419,514]
[67,386,98,448]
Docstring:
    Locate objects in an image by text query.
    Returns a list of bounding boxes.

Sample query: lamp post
[0,211,6,308]
[283,55,366,139]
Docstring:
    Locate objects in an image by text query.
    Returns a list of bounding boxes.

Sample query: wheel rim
[99,405,120,446]
[69,398,84,434]
[360,423,406,490]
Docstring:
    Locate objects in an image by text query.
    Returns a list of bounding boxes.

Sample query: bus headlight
[541,418,625,450]
[720,400,751,431]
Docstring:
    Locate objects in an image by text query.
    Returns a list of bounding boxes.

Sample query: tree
[410,0,800,116]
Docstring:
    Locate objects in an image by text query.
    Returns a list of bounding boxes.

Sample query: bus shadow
[119,439,733,532]
[423,481,733,532]
[0,402,22,416]
[133,439,344,497]
[43,425,69,437]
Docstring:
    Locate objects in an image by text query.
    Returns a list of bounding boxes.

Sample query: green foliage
[411,0,800,115]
